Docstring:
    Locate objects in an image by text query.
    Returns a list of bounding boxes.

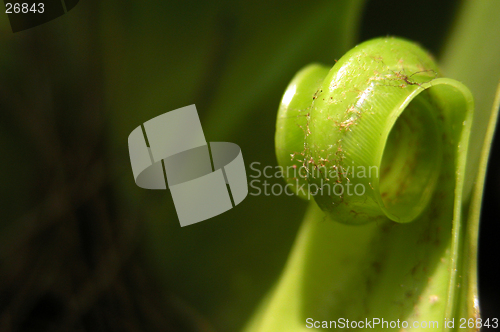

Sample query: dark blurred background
[0,0,498,331]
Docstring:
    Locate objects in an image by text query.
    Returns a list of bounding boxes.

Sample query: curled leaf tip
[276,37,473,225]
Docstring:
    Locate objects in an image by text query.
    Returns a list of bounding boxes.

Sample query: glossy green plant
[96,1,500,330]
[245,37,499,332]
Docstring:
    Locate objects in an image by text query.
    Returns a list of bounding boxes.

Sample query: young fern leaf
[246,37,482,331]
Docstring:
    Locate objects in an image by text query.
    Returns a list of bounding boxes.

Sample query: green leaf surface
[245,36,497,331]
[441,0,500,202]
